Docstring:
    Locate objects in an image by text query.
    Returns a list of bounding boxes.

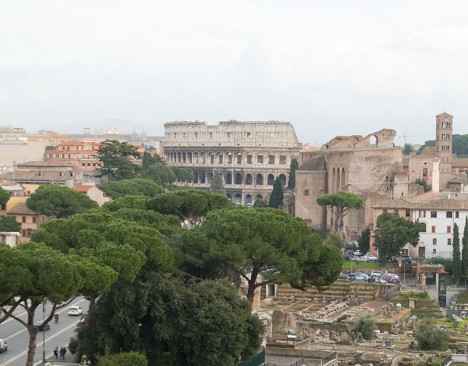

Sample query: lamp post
[42,299,46,365]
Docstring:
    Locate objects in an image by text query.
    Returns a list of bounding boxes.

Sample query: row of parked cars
[344,250,378,263]
[339,270,400,284]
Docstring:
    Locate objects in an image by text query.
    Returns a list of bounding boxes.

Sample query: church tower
[435,112,453,187]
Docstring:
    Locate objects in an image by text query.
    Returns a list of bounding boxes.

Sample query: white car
[68,305,83,316]
[0,339,7,353]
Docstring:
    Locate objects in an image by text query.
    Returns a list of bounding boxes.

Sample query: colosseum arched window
[267,174,275,185]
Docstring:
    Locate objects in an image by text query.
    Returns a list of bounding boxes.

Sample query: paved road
[0,299,88,366]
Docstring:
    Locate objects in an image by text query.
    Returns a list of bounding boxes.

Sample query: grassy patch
[342,261,394,270]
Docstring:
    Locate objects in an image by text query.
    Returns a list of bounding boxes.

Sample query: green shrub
[352,315,376,340]
[413,319,449,350]
[97,351,147,366]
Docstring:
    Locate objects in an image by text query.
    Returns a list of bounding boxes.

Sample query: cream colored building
[162,121,301,205]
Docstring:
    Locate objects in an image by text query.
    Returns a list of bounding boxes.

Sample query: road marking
[0,321,80,366]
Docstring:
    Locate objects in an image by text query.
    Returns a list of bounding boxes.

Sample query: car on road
[0,339,7,353]
[35,322,50,331]
[68,305,83,316]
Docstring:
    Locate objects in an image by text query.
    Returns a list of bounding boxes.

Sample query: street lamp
[42,299,46,365]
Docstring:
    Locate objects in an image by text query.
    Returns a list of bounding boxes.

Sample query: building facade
[294,128,413,238]
[372,193,468,259]
[162,121,301,205]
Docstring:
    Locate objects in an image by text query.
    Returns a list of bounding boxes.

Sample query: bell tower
[435,112,453,187]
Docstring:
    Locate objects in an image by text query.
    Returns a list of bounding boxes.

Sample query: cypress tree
[287,158,299,189]
[269,178,284,208]
[453,223,461,284]
[210,169,225,195]
[462,217,468,282]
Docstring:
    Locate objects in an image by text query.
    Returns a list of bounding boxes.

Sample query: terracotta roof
[417,198,468,210]
[16,161,74,168]
[0,171,72,183]
[73,185,94,192]
[7,202,37,215]
[374,195,468,211]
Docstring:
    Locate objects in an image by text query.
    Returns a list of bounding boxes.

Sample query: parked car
[370,270,384,279]
[35,322,50,331]
[0,339,7,353]
[68,305,83,316]
[349,272,369,281]
[352,250,362,256]
[353,255,367,262]
[338,273,350,281]
[381,273,400,284]
[365,254,378,262]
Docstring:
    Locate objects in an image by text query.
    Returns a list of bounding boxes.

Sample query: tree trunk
[74,298,96,362]
[246,268,260,304]
[25,328,38,366]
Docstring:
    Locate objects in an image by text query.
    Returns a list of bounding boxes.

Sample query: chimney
[432,158,440,193]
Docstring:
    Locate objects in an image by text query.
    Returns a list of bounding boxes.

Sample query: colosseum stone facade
[162,120,301,205]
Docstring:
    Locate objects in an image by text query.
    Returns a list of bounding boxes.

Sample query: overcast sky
[1,1,468,145]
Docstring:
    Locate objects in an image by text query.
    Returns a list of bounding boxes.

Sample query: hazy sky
[2,1,468,145]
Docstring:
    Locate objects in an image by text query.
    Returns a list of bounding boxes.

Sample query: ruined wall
[295,170,327,230]
[296,132,404,235]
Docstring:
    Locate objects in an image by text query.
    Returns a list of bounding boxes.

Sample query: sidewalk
[45,352,80,365]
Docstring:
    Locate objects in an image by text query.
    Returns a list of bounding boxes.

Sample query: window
[419,223,427,232]
[268,154,275,164]
[431,226,436,233]
[431,211,437,218]
[237,154,242,164]
[32,217,37,224]
[247,155,252,164]
[22,216,26,223]
[433,238,437,245]
[446,211,453,218]
[433,249,437,255]
[456,211,460,218]
[304,189,310,196]
[405,209,410,218]
[279,155,286,165]
[257,155,263,164]
[448,238,452,246]
[447,226,451,233]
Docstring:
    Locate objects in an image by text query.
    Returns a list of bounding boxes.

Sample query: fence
[237,350,265,366]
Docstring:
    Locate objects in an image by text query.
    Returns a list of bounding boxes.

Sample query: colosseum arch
[256,174,264,186]
[193,171,199,183]
[200,172,206,184]
[267,174,275,186]
[235,172,242,184]
[246,173,253,185]
[225,172,233,185]
[279,174,286,186]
